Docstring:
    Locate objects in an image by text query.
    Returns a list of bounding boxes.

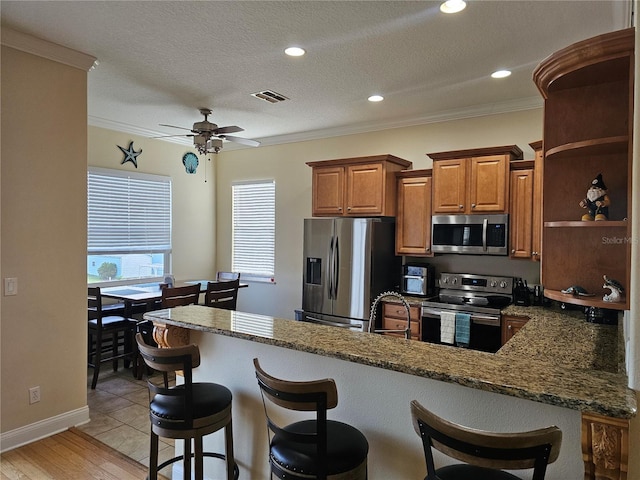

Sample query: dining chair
[87,286,138,389]
[136,334,239,480]
[410,399,562,480]
[161,283,201,308]
[216,271,240,282]
[253,358,369,480]
[204,279,240,310]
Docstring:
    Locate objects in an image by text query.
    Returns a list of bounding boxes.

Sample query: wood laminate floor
[0,427,169,480]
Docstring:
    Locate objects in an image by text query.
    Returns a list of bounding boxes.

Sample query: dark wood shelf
[544,220,628,228]
[544,288,628,311]
[545,136,628,160]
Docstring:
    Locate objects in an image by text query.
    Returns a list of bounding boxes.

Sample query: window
[232,180,275,282]
[87,167,172,285]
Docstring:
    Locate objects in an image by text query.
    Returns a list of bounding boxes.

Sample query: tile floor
[79,365,175,479]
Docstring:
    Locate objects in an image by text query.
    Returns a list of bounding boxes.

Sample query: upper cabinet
[395,169,432,256]
[509,161,535,259]
[533,28,633,310]
[307,155,412,217]
[428,146,523,214]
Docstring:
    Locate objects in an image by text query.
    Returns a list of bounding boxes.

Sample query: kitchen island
[144,305,636,479]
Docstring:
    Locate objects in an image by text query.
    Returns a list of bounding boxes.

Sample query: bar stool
[410,400,562,480]
[136,334,239,480]
[253,358,369,480]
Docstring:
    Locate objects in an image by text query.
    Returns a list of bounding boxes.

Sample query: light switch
[4,277,17,296]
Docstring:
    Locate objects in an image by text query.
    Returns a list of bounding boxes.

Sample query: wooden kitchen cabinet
[533,28,633,310]
[307,154,412,216]
[381,302,421,339]
[395,169,432,256]
[428,146,523,214]
[509,162,534,259]
[530,141,543,261]
[501,314,529,345]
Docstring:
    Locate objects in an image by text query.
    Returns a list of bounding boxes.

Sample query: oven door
[421,306,501,353]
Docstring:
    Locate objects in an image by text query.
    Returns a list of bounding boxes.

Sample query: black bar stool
[136,334,239,480]
[253,358,368,480]
[410,400,562,480]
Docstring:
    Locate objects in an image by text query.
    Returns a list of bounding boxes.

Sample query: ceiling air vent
[251,90,289,104]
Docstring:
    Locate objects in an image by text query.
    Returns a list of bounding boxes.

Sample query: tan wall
[88,127,216,282]
[1,46,88,432]
[216,108,544,318]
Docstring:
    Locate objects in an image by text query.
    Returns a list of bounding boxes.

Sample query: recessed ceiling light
[440,0,466,14]
[368,95,384,102]
[491,70,512,79]
[285,47,306,57]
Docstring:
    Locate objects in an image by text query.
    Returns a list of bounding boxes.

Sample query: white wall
[216,109,543,319]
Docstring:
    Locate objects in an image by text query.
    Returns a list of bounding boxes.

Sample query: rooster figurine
[603,275,624,303]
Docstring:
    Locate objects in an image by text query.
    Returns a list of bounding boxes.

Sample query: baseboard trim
[0,406,90,453]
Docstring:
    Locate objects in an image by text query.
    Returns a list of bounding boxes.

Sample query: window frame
[231,179,276,283]
[87,167,172,287]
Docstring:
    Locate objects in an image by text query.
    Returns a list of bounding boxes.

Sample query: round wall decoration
[182,152,199,174]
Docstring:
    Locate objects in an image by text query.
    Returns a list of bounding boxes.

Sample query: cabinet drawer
[382,302,421,320]
[381,317,421,337]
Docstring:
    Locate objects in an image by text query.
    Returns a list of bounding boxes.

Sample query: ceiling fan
[156,108,260,154]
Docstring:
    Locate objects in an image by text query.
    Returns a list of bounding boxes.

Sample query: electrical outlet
[29,386,40,404]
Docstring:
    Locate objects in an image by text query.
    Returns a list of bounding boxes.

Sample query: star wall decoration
[117,141,142,168]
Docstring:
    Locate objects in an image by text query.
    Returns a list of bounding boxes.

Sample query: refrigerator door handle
[328,236,334,300]
[333,235,340,299]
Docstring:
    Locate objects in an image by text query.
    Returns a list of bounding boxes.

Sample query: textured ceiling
[1,1,632,149]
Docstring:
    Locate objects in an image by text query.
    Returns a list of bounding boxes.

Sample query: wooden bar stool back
[254,358,369,480]
[160,283,201,308]
[136,334,238,480]
[410,400,562,480]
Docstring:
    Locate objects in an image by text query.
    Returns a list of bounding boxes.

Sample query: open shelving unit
[533,28,634,311]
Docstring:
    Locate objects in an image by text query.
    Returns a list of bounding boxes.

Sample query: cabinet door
[312,166,345,216]
[531,148,543,261]
[509,169,534,259]
[346,163,384,215]
[432,159,467,213]
[469,155,508,212]
[501,315,529,345]
[396,176,432,255]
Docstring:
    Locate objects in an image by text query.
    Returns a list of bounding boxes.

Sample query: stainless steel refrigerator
[301,217,400,331]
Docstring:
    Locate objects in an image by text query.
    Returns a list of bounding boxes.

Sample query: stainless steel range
[421,273,514,353]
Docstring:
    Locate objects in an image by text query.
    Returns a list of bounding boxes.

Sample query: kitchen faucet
[369,291,412,340]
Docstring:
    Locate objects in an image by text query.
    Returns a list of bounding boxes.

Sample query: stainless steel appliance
[401,264,435,297]
[421,273,514,352]
[301,217,400,332]
[431,214,509,255]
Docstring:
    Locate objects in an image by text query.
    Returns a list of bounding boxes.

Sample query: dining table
[101,279,247,317]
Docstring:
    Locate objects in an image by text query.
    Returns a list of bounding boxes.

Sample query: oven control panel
[439,273,513,294]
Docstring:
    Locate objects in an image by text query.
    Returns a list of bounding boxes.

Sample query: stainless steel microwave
[431,214,509,255]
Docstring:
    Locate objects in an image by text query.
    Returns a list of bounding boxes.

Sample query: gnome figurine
[579,173,610,221]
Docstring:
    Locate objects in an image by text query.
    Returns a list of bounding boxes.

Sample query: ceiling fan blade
[215,125,244,134]
[151,133,195,139]
[220,135,260,147]
[159,123,192,131]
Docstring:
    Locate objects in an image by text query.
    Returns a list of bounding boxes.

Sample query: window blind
[232,181,275,279]
[88,168,172,254]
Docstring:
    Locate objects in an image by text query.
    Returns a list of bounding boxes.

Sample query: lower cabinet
[501,314,529,345]
[382,302,422,340]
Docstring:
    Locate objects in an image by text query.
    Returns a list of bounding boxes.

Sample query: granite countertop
[144,304,637,419]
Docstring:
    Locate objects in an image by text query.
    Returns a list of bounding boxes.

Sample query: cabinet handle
[338,207,342,211]
[459,205,464,210]
[511,249,516,254]
[347,206,352,211]
[508,325,512,330]
[471,203,476,208]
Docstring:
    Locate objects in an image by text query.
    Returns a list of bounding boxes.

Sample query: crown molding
[1,27,97,71]
[89,95,543,150]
